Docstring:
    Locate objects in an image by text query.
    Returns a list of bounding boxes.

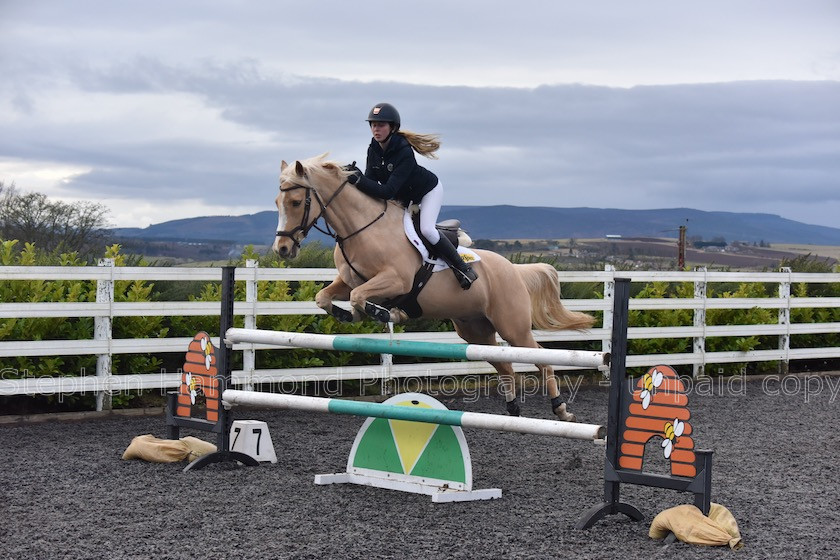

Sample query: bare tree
[0,181,112,258]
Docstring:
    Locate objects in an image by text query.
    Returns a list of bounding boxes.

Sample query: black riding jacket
[355,133,438,207]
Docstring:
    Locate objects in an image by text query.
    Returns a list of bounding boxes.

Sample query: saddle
[410,213,462,256]
[370,213,474,322]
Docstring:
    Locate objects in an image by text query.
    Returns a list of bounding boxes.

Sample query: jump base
[314,472,502,503]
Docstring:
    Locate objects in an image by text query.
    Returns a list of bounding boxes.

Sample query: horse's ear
[280,160,288,172]
[294,160,307,178]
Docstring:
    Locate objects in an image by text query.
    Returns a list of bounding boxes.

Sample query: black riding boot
[432,236,478,290]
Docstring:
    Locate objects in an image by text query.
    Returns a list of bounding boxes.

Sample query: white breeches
[418,181,444,244]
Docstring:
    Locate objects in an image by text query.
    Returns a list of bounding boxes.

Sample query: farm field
[501,238,839,270]
[772,243,840,262]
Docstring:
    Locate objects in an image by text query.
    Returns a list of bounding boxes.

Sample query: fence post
[602,265,615,380]
[243,260,259,391]
[381,341,395,396]
[778,267,791,374]
[693,267,707,379]
[95,258,115,411]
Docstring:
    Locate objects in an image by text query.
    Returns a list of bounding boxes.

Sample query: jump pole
[222,389,606,441]
[225,328,609,370]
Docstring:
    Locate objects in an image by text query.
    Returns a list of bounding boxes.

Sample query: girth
[378,218,463,319]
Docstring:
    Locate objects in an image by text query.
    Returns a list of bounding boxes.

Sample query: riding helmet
[366,102,401,130]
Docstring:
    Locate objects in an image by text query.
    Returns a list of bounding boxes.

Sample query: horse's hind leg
[492,314,577,422]
[540,364,576,422]
[453,318,521,416]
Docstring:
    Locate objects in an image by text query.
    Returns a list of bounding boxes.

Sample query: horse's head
[272,154,354,258]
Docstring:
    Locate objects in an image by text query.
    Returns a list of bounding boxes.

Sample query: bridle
[275,177,388,282]
[275,184,316,248]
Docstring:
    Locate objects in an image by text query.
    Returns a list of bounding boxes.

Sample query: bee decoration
[185,373,198,405]
[200,336,214,370]
[640,367,664,409]
[661,418,685,459]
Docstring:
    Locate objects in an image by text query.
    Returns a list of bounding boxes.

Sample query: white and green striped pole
[225,328,608,369]
[222,390,606,441]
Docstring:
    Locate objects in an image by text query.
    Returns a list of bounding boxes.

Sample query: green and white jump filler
[325,392,497,502]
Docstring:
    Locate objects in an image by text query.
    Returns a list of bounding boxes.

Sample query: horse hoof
[553,403,577,422]
[506,400,521,416]
[389,308,408,323]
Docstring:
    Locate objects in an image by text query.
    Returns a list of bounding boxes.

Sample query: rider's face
[370,121,393,143]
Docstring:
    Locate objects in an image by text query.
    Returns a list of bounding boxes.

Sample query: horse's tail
[516,263,596,331]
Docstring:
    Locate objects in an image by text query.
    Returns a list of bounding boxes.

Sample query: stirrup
[453,266,478,290]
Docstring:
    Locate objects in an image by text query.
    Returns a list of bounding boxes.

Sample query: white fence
[2,260,839,410]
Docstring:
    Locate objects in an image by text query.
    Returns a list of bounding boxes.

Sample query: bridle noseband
[275,183,318,250]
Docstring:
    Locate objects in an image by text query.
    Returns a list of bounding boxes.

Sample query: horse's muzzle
[272,237,297,258]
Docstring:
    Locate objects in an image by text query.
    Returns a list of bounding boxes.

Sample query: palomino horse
[273,154,595,420]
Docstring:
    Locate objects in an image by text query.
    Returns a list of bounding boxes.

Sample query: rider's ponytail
[400,130,441,160]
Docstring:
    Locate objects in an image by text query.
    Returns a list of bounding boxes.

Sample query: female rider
[347,102,477,289]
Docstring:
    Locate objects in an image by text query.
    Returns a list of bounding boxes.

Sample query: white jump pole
[222,389,606,441]
[225,328,609,369]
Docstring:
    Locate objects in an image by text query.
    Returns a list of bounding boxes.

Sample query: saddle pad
[402,209,480,271]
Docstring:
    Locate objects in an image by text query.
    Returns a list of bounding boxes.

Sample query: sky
[1,0,839,231]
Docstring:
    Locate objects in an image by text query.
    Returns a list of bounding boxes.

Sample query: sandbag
[121,434,217,463]
[649,503,743,550]
[180,436,218,460]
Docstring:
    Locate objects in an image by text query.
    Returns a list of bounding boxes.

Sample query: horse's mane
[282,152,355,185]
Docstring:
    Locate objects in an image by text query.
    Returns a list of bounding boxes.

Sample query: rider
[347,102,478,290]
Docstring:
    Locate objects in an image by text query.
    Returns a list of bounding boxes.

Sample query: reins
[275,177,388,282]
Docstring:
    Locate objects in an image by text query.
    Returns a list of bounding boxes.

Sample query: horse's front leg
[349,270,411,323]
[315,275,358,322]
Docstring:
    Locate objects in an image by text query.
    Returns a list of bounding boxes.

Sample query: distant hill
[112,206,840,246]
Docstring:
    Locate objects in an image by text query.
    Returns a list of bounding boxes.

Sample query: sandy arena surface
[2,378,839,559]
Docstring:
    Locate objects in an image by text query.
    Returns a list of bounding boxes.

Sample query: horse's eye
[291,200,302,208]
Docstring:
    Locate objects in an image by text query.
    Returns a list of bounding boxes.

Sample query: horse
[272,153,596,420]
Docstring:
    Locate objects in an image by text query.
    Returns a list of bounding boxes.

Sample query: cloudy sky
[1,1,839,231]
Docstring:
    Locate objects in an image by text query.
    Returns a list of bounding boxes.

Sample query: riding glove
[344,162,363,184]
